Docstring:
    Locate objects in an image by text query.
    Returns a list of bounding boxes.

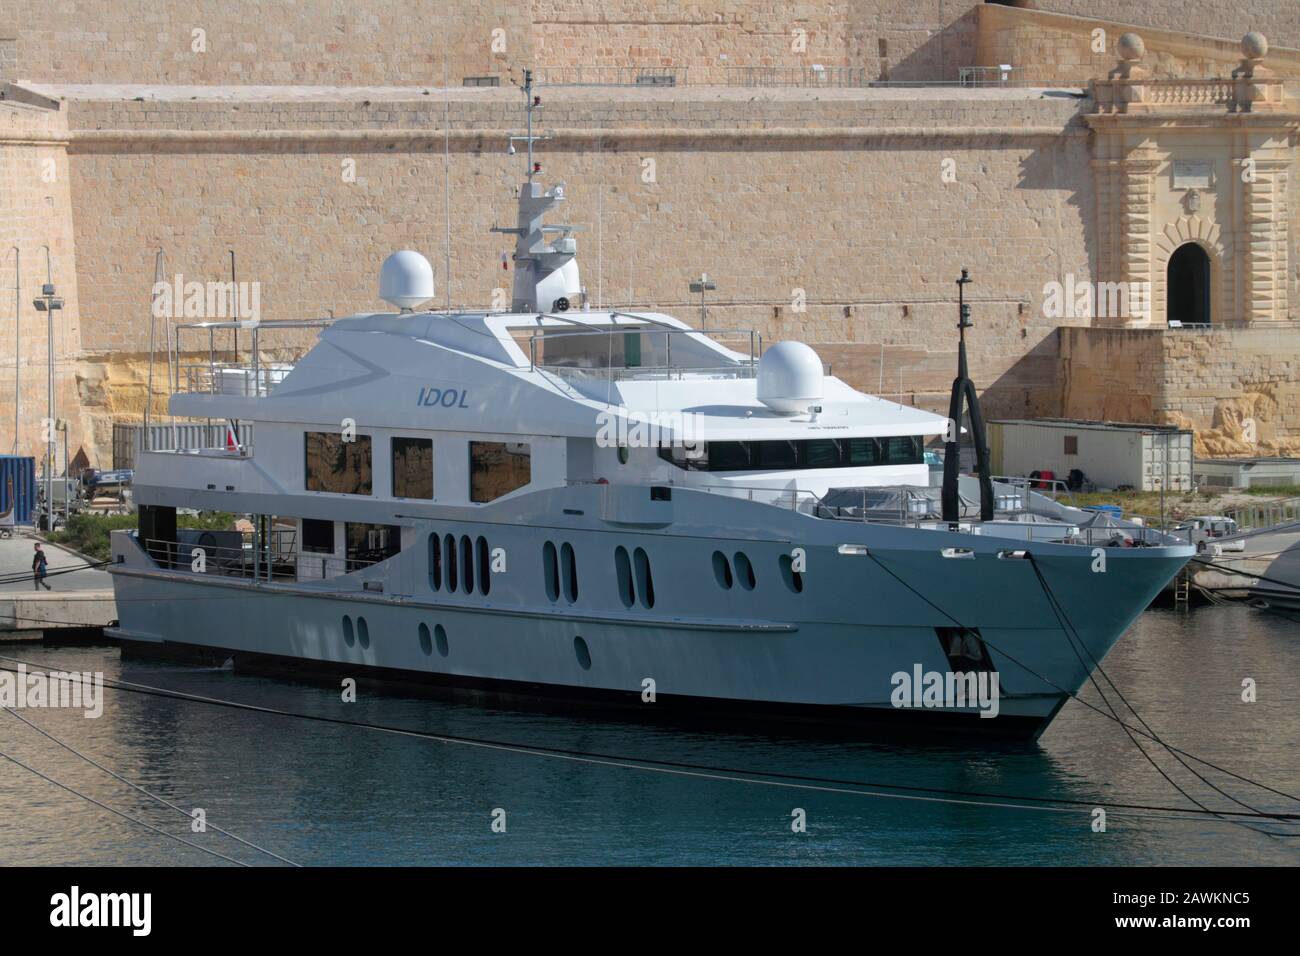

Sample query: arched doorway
[1167,243,1211,326]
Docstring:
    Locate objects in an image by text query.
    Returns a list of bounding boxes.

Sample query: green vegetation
[49,512,236,562]
[1239,484,1300,498]
[1068,489,1218,516]
[1063,487,1300,523]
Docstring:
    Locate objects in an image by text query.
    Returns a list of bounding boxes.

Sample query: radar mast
[490,69,583,313]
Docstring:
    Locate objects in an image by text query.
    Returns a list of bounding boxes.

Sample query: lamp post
[688,273,715,325]
[33,282,63,530]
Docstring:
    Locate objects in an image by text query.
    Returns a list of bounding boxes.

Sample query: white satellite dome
[379,250,435,310]
[757,341,825,415]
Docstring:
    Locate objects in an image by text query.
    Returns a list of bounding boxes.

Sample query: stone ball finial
[1117,33,1145,62]
[1242,32,1268,60]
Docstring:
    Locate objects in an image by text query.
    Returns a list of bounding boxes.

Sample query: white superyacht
[108,74,1193,741]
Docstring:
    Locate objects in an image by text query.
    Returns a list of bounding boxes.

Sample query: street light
[33,282,63,530]
[688,273,716,324]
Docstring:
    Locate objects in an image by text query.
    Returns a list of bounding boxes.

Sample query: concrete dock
[1188,521,1300,607]
[0,532,116,637]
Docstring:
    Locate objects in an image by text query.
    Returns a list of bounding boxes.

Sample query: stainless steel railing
[144,534,380,582]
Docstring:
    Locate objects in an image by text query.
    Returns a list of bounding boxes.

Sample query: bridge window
[658,436,923,472]
[470,441,532,503]
[392,437,433,499]
[305,431,372,495]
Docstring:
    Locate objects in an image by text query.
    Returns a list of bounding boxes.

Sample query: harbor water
[1,603,1296,866]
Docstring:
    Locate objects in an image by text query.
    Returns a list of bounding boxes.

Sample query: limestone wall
[4,1,530,86]
[7,2,1300,91]
[1035,1,1300,54]
[57,86,1094,461]
[1061,326,1300,454]
[0,100,88,466]
[532,0,982,83]
[977,5,1300,84]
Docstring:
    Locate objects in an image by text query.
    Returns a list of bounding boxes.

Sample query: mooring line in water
[0,744,252,866]
[859,554,1300,816]
[0,658,1296,831]
[1,707,300,867]
[1023,554,1284,839]
[1190,557,1300,594]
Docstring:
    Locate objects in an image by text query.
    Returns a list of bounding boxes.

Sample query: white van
[1175,515,1246,554]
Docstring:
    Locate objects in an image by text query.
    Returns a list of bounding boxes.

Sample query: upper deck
[160,308,949,445]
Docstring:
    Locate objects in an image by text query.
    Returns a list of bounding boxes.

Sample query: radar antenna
[490,69,583,313]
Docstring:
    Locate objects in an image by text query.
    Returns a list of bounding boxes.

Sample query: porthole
[633,547,655,609]
[430,533,442,590]
[357,616,370,649]
[779,553,804,593]
[476,536,491,596]
[561,542,579,603]
[734,551,756,590]
[444,533,458,592]
[342,615,355,647]
[434,623,449,657]
[614,546,634,608]
[712,551,733,589]
[543,541,560,602]
[418,622,433,656]
[574,635,592,670]
[460,535,474,594]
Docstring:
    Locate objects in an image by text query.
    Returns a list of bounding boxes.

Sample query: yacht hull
[107,546,1186,742]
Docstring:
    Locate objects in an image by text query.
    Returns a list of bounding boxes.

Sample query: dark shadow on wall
[885,6,983,83]
[1015,100,1098,308]
[979,327,1066,419]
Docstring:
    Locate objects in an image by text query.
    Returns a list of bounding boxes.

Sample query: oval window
[733,551,756,591]
[712,550,733,589]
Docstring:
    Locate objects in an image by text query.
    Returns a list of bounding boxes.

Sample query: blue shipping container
[0,455,37,526]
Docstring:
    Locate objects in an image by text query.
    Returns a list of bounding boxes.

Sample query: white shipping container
[989,419,1193,492]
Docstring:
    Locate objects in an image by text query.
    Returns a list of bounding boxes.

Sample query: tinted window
[301,518,334,554]
[658,436,923,472]
[305,431,372,495]
[708,442,751,470]
[844,437,882,466]
[392,437,433,499]
[345,522,400,569]
[469,441,531,503]
[804,439,842,469]
[752,440,797,470]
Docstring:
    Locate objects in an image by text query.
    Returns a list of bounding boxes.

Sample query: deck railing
[529,324,761,381]
[602,479,1178,545]
[144,532,380,582]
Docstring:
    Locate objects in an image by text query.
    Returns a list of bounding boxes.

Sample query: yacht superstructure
[108,73,1193,741]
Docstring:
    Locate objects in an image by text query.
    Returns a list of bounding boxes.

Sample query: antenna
[489,71,581,314]
[228,249,238,360]
[443,58,452,310]
[145,250,164,453]
[505,69,550,180]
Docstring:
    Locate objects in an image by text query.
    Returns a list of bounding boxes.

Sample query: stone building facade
[1,1,1298,468]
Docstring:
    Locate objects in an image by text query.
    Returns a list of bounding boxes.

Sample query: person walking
[32,543,51,591]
